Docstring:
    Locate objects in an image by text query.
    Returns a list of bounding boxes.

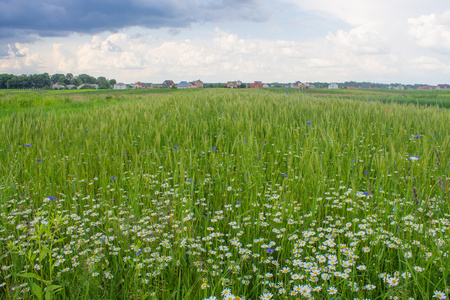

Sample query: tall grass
[0,89,449,299]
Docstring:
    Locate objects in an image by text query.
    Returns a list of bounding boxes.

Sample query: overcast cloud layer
[1,0,449,84]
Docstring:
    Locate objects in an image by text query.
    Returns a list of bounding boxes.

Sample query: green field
[0,88,449,299]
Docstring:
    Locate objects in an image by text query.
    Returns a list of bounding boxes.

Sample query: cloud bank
[0,0,269,40]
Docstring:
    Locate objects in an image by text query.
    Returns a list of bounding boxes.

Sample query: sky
[0,0,449,84]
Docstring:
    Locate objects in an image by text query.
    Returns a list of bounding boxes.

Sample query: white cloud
[0,43,42,73]
[408,11,450,51]
[411,56,450,72]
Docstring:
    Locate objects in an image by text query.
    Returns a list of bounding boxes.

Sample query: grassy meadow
[0,88,449,299]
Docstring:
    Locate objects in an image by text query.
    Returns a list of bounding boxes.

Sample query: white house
[114,83,127,90]
[328,83,339,89]
[52,83,65,89]
[78,84,99,89]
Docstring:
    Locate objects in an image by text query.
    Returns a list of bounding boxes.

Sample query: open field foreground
[0,89,449,299]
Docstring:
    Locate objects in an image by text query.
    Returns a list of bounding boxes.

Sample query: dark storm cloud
[0,0,270,39]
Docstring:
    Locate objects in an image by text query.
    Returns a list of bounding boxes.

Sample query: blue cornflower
[24,144,31,147]
[211,147,216,150]
[267,248,274,254]
[364,170,368,175]
[282,174,287,177]
[174,146,179,149]
[36,159,42,162]
[49,196,56,200]
[136,249,143,256]
[307,121,312,126]
[236,201,242,204]
[111,176,116,180]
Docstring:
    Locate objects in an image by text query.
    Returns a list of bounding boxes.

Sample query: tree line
[0,73,117,90]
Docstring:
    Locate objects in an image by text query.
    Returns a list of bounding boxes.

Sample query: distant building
[78,84,99,89]
[52,83,65,90]
[133,82,153,89]
[177,81,191,89]
[389,85,404,90]
[162,80,175,88]
[417,85,435,90]
[190,80,204,88]
[227,81,242,88]
[436,84,450,90]
[292,81,315,89]
[133,82,143,89]
[114,83,127,90]
[328,83,339,89]
[250,81,264,88]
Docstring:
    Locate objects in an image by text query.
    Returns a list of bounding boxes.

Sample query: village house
[417,85,435,90]
[389,84,404,90]
[133,82,143,89]
[292,81,315,89]
[162,80,175,88]
[250,81,265,88]
[190,80,203,88]
[133,82,153,89]
[328,83,339,89]
[52,83,65,89]
[436,84,450,90]
[226,81,242,88]
[177,81,193,89]
[114,83,127,90]
[77,84,99,89]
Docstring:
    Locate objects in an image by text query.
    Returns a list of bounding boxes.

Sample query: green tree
[0,74,14,89]
[51,74,65,85]
[109,79,117,86]
[77,74,97,84]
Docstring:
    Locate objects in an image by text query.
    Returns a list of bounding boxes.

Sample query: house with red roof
[250,81,264,88]
[436,84,450,90]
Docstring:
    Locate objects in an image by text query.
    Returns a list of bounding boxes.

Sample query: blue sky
[1,0,449,84]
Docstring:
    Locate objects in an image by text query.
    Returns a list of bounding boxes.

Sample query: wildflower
[307,121,312,126]
[111,176,116,180]
[37,159,42,162]
[201,282,209,290]
[386,277,399,287]
[174,146,179,149]
[260,292,273,300]
[266,248,274,254]
[413,266,423,272]
[328,286,338,295]
[433,291,447,299]
[104,271,113,279]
